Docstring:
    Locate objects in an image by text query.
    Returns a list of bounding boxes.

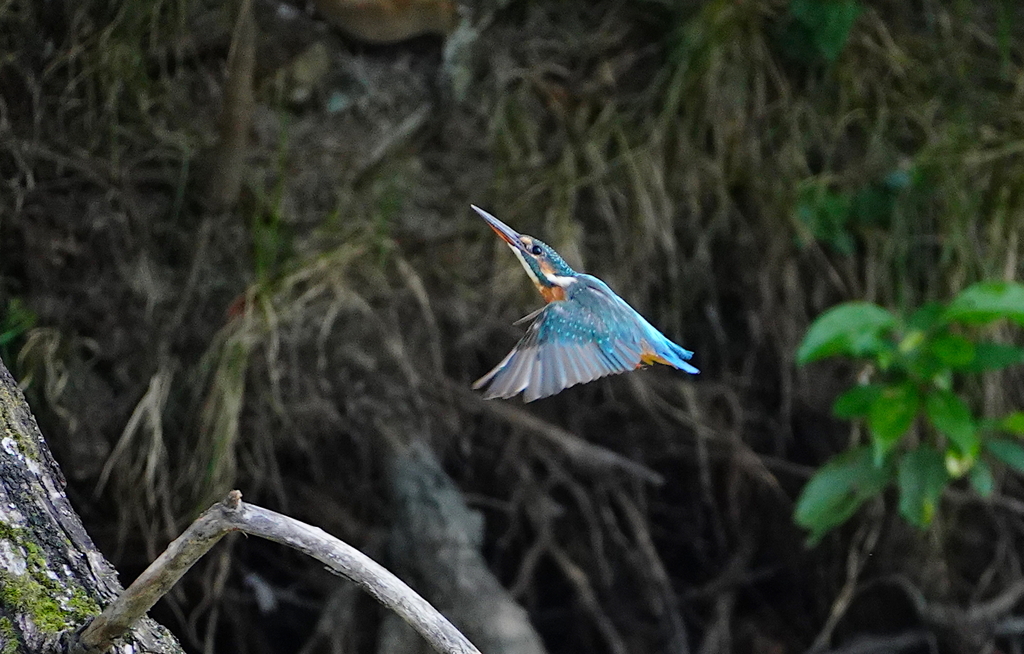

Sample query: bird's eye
[531,244,542,255]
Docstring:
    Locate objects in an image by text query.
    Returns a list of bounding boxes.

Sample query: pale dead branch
[64,491,482,654]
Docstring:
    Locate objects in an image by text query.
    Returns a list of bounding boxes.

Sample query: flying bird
[472,205,699,402]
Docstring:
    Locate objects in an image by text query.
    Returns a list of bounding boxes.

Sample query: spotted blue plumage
[474,275,699,401]
[471,205,698,402]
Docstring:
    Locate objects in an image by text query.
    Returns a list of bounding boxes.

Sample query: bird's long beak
[471,205,528,253]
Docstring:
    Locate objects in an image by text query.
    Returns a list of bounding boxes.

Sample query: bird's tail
[655,335,700,374]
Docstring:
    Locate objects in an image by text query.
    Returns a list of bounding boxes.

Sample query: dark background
[2,1,1024,652]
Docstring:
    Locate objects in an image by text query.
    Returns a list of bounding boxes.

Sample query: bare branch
[812,629,933,654]
[66,491,482,654]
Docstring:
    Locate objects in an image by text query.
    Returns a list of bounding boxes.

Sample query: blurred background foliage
[2,0,1024,652]
[793,283,1024,543]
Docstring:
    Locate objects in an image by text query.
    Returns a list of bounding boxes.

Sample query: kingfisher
[472,205,699,402]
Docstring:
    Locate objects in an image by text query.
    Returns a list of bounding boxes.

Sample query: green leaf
[898,330,927,354]
[789,0,863,62]
[906,302,946,331]
[0,329,19,348]
[902,332,953,384]
[897,448,948,527]
[850,182,897,228]
[969,460,994,498]
[976,417,1001,433]
[1001,412,1024,436]
[868,382,920,462]
[945,281,1024,326]
[985,438,1024,474]
[848,329,888,357]
[959,343,1024,372]
[794,446,892,544]
[797,303,897,364]
[929,333,975,367]
[925,389,978,457]
[833,384,882,419]
[0,298,37,348]
[795,185,854,253]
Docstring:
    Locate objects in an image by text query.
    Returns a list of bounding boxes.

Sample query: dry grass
[2,0,1024,652]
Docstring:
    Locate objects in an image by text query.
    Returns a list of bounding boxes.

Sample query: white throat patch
[507,243,577,289]
[543,272,577,288]
[509,245,541,286]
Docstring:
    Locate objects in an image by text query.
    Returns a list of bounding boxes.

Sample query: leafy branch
[794,281,1024,543]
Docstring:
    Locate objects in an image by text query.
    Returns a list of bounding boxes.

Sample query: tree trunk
[384,441,547,654]
[0,358,184,654]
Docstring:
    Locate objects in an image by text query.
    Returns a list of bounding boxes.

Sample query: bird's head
[472,205,577,292]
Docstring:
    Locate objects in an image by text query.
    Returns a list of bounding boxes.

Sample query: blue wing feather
[475,275,699,401]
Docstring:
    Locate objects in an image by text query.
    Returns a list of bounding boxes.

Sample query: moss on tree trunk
[0,359,184,653]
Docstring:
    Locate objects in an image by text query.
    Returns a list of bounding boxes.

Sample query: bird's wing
[474,278,652,402]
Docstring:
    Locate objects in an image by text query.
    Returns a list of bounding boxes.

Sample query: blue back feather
[475,274,698,401]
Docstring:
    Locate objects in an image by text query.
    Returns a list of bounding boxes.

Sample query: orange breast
[537,284,566,303]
